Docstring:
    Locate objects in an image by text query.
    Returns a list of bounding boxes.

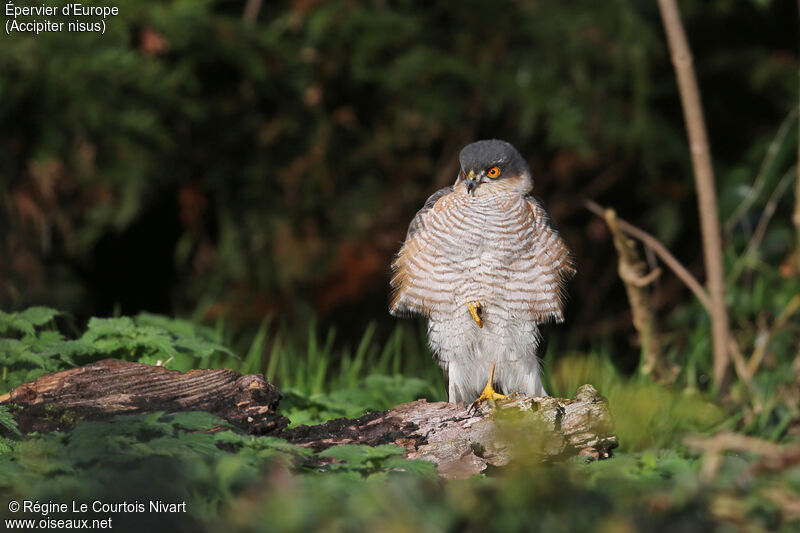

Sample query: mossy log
[1,359,617,478]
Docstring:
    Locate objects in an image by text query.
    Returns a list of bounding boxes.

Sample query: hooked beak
[465,170,480,194]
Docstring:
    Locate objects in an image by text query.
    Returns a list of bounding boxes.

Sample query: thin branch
[587,201,765,391]
[725,107,797,235]
[242,0,263,24]
[727,338,759,408]
[794,0,800,269]
[585,200,711,312]
[684,432,784,483]
[657,0,732,393]
[549,162,625,220]
[746,294,800,379]
[730,168,796,281]
[603,208,664,379]
[793,344,800,382]
[748,168,796,257]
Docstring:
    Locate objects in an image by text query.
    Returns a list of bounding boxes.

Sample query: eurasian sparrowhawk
[390,139,575,403]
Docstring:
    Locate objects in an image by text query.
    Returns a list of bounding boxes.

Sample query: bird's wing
[389,186,453,317]
[525,194,576,323]
[403,186,454,242]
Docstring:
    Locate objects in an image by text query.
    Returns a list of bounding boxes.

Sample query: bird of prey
[390,139,575,404]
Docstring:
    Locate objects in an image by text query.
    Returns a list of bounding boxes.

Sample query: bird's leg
[468,301,483,328]
[470,362,506,411]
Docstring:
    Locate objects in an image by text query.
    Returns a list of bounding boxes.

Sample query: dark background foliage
[1,0,797,371]
[3,3,800,531]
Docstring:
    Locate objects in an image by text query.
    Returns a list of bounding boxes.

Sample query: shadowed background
[4,3,800,531]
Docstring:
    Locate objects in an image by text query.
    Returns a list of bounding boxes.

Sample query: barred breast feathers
[524,194,576,323]
[389,186,453,317]
[390,187,575,324]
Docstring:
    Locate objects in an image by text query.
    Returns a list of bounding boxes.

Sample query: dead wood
[1,359,288,434]
[2,360,617,479]
[282,384,617,478]
[603,207,664,380]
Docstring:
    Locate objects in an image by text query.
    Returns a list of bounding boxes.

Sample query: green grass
[0,307,798,532]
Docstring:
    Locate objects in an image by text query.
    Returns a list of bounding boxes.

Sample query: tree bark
[1,360,617,479]
[0,359,288,435]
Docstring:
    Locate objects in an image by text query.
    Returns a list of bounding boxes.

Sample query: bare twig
[658,0,732,393]
[588,201,755,389]
[603,208,664,378]
[549,162,624,220]
[795,0,800,269]
[793,344,800,380]
[728,338,759,408]
[684,432,785,483]
[730,168,796,281]
[242,0,263,24]
[725,108,797,235]
[747,294,800,378]
[585,200,711,312]
[748,168,796,259]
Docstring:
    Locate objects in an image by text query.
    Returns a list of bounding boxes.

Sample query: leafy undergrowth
[1,308,799,532]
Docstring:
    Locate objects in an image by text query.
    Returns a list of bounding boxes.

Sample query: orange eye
[487,166,501,178]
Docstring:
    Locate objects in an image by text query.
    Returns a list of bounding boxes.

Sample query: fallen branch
[586,201,757,391]
[284,385,617,478]
[1,359,288,435]
[585,200,711,312]
[1,360,618,479]
[603,207,664,379]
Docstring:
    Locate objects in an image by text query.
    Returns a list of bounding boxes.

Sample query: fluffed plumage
[390,139,574,402]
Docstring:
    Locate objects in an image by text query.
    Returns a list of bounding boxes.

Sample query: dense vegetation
[1,1,799,531]
[0,306,795,531]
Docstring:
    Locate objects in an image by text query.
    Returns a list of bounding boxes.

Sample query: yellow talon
[468,301,483,328]
[471,363,506,410]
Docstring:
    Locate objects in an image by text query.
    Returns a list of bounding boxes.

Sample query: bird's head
[456,139,533,196]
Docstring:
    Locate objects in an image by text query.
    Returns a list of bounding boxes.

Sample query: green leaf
[84,317,137,338]
[381,457,438,478]
[0,312,35,336]
[0,406,21,437]
[0,338,28,358]
[158,411,231,431]
[0,307,62,336]
[0,437,14,454]
[318,444,405,465]
[18,307,62,327]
